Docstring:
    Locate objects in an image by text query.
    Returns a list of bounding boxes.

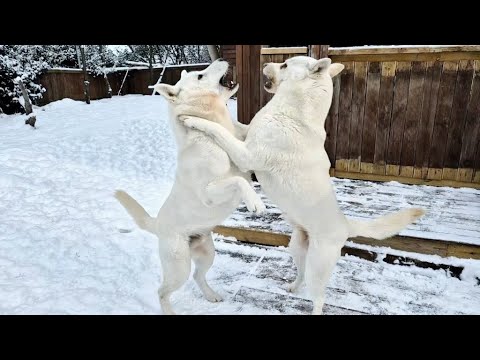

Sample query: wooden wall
[327,46,480,187]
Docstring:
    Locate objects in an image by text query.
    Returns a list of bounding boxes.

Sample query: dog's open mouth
[219,75,237,90]
[263,74,273,89]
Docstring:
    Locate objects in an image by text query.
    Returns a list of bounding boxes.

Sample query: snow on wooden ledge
[328,45,480,55]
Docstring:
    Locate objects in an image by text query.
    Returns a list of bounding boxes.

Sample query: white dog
[179,56,425,315]
[114,59,265,315]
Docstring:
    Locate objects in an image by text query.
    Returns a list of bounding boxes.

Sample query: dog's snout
[263,62,269,68]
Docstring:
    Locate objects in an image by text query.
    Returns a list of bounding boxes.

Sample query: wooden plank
[330,52,480,63]
[427,168,443,180]
[213,225,480,260]
[236,45,261,124]
[361,62,381,169]
[442,168,459,181]
[328,46,480,55]
[399,166,414,177]
[360,162,374,174]
[373,62,396,175]
[402,62,426,171]
[459,60,480,173]
[474,170,480,183]
[261,47,309,55]
[475,138,480,183]
[348,62,368,172]
[385,164,400,176]
[335,61,354,166]
[335,159,349,172]
[443,66,475,175]
[310,45,329,59]
[415,61,443,178]
[325,74,340,165]
[214,225,289,247]
[332,168,480,189]
[428,61,459,170]
[386,62,411,173]
[457,168,474,183]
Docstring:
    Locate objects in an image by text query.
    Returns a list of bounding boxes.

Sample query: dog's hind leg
[286,226,308,293]
[190,233,223,302]
[157,237,191,315]
[304,238,343,315]
[205,176,265,214]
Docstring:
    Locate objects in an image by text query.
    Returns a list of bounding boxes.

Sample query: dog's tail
[347,208,425,240]
[114,190,156,234]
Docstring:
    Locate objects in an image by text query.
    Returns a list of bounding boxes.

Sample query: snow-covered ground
[0,95,479,314]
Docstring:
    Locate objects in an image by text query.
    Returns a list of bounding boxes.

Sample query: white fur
[180,56,425,315]
[115,59,265,315]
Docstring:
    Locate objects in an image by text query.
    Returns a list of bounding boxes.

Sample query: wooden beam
[213,225,480,260]
[236,45,262,125]
[328,46,480,55]
[329,52,480,62]
[310,45,329,59]
[331,168,480,189]
[261,47,308,55]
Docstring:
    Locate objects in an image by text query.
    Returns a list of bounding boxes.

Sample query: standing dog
[115,59,264,315]
[179,56,425,315]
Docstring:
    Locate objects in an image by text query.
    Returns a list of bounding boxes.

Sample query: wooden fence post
[310,45,330,59]
[236,45,262,124]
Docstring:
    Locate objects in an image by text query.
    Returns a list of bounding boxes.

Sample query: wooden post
[80,45,90,104]
[310,45,330,59]
[236,45,261,124]
[148,45,154,84]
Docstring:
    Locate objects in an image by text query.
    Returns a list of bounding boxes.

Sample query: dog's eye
[280,63,287,69]
[198,74,203,80]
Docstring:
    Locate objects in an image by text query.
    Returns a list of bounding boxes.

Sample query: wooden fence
[38,64,209,105]
[327,46,480,188]
[236,45,480,188]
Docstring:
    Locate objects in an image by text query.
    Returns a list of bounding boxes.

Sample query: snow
[0,95,479,315]
[48,67,83,72]
[107,45,130,55]
[224,180,480,245]
[329,45,462,50]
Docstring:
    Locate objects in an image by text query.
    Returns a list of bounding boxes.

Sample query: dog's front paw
[177,114,190,123]
[245,195,266,215]
[183,117,206,131]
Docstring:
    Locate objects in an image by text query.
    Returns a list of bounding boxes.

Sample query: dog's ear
[328,63,345,78]
[153,84,179,102]
[309,58,332,74]
[180,70,187,79]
